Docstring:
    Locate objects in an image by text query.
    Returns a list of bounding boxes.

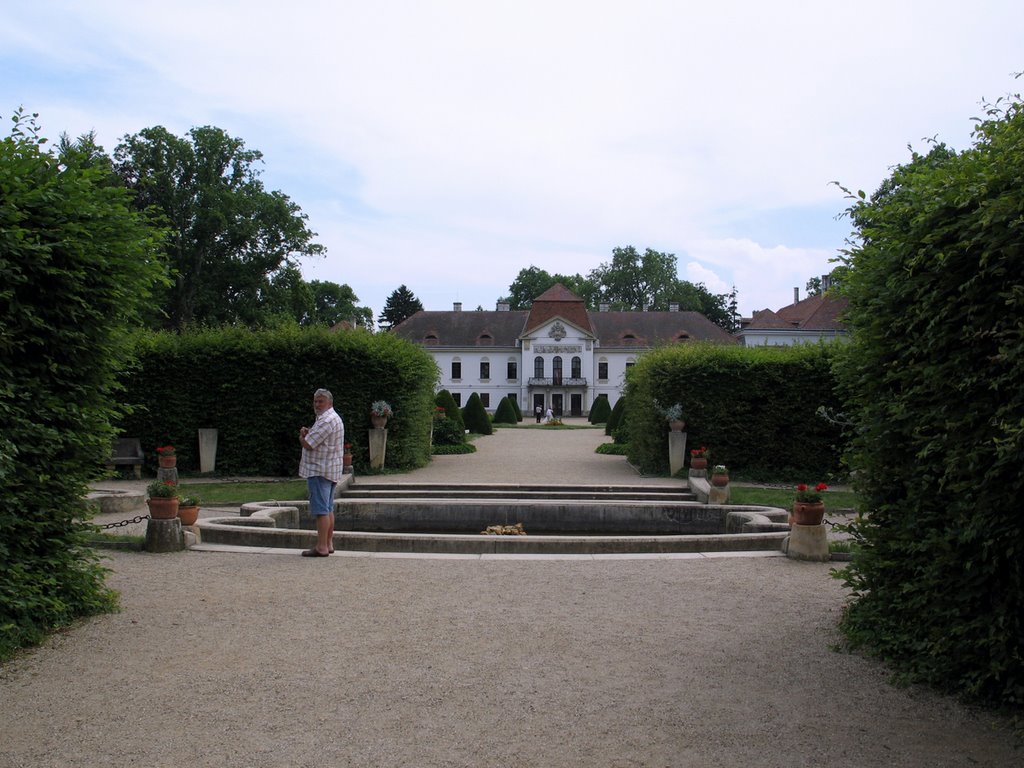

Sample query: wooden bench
[108,438,144,479]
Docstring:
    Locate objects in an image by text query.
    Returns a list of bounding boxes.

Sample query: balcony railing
[527,377,588,387]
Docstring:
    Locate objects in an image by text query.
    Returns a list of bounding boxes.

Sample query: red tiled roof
[524,283,595,335]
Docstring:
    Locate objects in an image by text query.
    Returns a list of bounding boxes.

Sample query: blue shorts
[307,476,337,516]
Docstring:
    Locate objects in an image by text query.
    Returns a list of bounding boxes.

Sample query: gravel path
[2,425,1019,766]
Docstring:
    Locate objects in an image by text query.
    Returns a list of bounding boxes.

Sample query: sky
[3,1,1022,321]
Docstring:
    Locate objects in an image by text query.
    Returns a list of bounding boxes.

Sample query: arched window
[571,356,581,378]
[552,356,563,385]
[534,356,544,378]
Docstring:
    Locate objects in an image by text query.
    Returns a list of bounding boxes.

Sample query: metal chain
[99,514,151,529]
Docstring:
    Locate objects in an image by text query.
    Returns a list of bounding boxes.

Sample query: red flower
[816,482,828,492]
[797,483,807,492]
[156,445,175,456]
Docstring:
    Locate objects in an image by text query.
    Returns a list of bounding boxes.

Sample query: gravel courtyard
[1,425,1018,766]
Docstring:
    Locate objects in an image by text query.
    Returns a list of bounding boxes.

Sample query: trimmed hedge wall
[117,326,438,475]
[623,342,846,479]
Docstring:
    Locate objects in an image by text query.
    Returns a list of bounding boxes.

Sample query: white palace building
[391,284,736,417]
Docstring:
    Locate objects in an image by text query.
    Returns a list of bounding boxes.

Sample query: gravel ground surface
[1,424,1018,766]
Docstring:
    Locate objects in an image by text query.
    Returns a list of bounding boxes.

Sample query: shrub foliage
[1,112,166,659]
[834,93,1024,710]
[461,392,493,435]
[622,343,845,479]
[118,326,438,474]
[588,394,611,424]
[492,396,518,424]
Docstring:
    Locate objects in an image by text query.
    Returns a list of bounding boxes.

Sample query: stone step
[346,488,697,502]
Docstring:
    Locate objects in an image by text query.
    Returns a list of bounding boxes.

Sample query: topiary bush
[508,395,523,422]
[492,396,518,424]
[833,93,1024,712]
[588,394,611,424]
[461,392,493,435]
[434,389,465,431]
[606,394,627,437]
[431,411,466,446]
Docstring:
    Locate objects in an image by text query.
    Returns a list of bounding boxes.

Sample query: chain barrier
[100,514,151,529]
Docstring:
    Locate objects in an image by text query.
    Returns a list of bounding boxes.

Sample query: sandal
[301,548,330,557]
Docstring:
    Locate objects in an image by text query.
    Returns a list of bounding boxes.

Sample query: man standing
[299,388,345,557]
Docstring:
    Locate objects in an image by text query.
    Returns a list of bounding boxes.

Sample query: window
[480,393,490,408]
[534,356,544,378]
[451,360,462,380]
[571,356,581,378]
[452,392,461,406]
[625,360,635,370]
[552,356,563,385]
[480,361,490,380]
[598,361,608,380]
[507,359,517,380]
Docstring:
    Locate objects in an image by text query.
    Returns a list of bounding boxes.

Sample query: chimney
[793,287,800,305]
[599,302,610,312]
[496,300,510,311]
[821,274,832,291]
[669,302,679,312]
[453,302,462,312]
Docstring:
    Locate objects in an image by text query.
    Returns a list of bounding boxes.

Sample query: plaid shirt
[299,407,345,482]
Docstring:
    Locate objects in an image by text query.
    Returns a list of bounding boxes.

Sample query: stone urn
[668,418,686,432]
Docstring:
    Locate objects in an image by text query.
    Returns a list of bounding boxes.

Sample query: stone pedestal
[369,428,387,470]
[156,466,178,485]
[708,483,730,504]
[785,523,829,562]
[667,431,688,477]
[145,517,184,552]
[198,428,218,473]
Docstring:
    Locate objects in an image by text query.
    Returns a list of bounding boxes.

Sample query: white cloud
[3,0,1023,322]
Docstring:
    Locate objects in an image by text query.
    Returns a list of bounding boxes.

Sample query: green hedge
[461,392,493,435]
[117,326,438,474]
[588,394,611,424]
[623,343,845,479]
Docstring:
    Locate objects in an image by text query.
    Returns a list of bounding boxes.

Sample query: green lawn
[727,485,859,511]
[176,480,308,504]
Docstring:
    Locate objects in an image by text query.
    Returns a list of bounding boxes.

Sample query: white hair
[313,388,333,402]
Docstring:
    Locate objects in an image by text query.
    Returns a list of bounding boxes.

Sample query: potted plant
[711,464,729,487]
[156,444,176,469]
[656,402,685,431]
[370,400,393,428]
[146,480,180,519]
[343,442,353,472]
[792,482,828,525]
[177,495,200,526]
[690,446,709,470]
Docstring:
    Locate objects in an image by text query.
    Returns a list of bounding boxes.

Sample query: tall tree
[378,284,424,330]
[504,266,596,309]
[113,125,325,329]
[306,280,373,328]
[587,246,739,331]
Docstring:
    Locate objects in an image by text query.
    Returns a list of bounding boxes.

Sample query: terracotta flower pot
[668,419,686,432]
[147,496,180,520]
[711,472,729,487]
[177,505,199,526]
[791,501,825,526]
[371,414,388,429]
[690,457,708,470]
[158,455,177,469]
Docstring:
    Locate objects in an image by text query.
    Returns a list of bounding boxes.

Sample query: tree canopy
[504,247,739,331]
[379,285,424,330]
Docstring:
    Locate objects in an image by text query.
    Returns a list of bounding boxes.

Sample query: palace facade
[391,284,736,416]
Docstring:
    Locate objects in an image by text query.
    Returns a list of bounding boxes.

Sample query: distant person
[545,407,553,423]
[299,388,345,557]
[535,405,542,423]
